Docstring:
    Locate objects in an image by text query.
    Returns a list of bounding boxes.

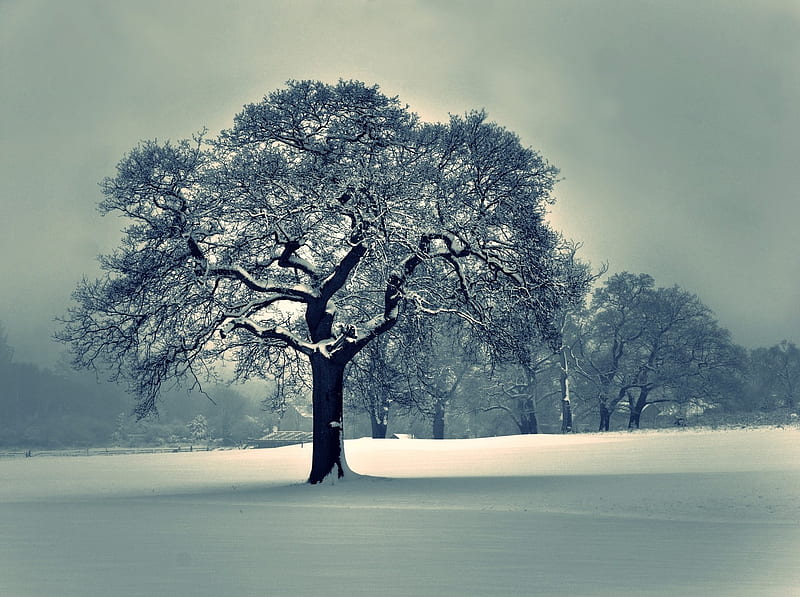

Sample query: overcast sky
[1,0,799,367]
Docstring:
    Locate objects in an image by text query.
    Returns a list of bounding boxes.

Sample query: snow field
[1,428,798,596]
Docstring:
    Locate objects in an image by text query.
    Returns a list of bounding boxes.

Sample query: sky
[1,0,799,367]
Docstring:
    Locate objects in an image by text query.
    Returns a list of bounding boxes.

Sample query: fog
[2,0,799,367]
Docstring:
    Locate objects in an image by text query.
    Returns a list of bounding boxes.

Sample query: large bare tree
[58,80,578,483]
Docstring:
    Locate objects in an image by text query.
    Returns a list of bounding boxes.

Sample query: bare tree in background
[750,341,800,412]
[622,284,741,428]
[575,273,741,430]
[573,273,654,431]
[482,345,558,435]
[482,243,598,433]
[344,330,406,439]
[396,314,484,439]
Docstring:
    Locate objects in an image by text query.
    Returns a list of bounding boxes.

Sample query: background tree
[573,273,742,430]
[344,330,407,438]
[57,80,578,482]
[573,272,654,430]
[0,322,13,369]
[748,341,800,412]
[550,243,603,432]
[478,306,560,435]
[477,242,598,433]
[481,346,559,435]
[667,338,748,424]
[390,314,481,439]
[187,414,210,442]
[622,285,741,428]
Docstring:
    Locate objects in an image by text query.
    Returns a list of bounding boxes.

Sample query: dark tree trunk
[308,354,347,484]
[628,389,649,430]
[432,401,445,439]
[598,401,611,432]
[369,412,388,439]
[519,397,539,434]
[561,398,573,434]
[519,412,539,434]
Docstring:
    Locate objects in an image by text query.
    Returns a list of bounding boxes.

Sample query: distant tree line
[0,322,274,449]
[1,261,797,448]
[342,271,800,438]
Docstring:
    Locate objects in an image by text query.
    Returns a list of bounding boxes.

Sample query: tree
[344,330,406,438]
[749,341,800,412]
[0,322,13,368]
[548,243,602,433]
[482,345,558,434]
[187,414,209,442]
[622,285,741,428]
[574,273,654,430]
[574,273,741,430]
[476,242,598,434]
[57,80,579,483]
[395,314,482,439]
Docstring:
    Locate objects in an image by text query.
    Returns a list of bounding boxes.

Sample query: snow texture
[1,428,798,596]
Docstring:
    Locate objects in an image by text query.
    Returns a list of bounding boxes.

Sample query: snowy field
[1,428,799,597]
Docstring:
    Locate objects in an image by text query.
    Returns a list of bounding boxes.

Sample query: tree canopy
[58,80,583,482]
[574,272,743,430]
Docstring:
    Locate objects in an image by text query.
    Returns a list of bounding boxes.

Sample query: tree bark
[559,349,572,433]
[561,398,573,434]
[369,412,388,439]
[308,354,348,484]
[432,400,445,439]
[628,388,649,430]
[519,411,539,434]
[519,397,539,434]
[598,401,611,432]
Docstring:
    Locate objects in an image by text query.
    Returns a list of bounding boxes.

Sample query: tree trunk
[561,398,573,434]
[432,400,445,439]
[519,411,539,434]
[521,395,539,434]
[628,388,649,430]
[308,354,348,484]
[369,412,388,439]
[598,401,611,432]
[559,349,572,433]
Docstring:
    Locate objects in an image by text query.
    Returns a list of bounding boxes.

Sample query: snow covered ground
[1,428,798,596]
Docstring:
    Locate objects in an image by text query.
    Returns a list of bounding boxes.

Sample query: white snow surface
[1,428,799,596]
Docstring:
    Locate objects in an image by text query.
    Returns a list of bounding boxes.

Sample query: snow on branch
[207,264,318,301]
[219,317,314,355]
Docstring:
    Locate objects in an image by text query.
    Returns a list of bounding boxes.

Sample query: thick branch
[208,264,317,300]
[221,317,314,355]
[319,243,367,301]
[481,404,522,430]
[276,238,322,279]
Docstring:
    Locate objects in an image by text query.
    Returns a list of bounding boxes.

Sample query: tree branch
[220,317,314,356]
[319,243,367,301]
[208,264,317,300]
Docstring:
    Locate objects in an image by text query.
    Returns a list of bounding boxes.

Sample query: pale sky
[1,0,799,366]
